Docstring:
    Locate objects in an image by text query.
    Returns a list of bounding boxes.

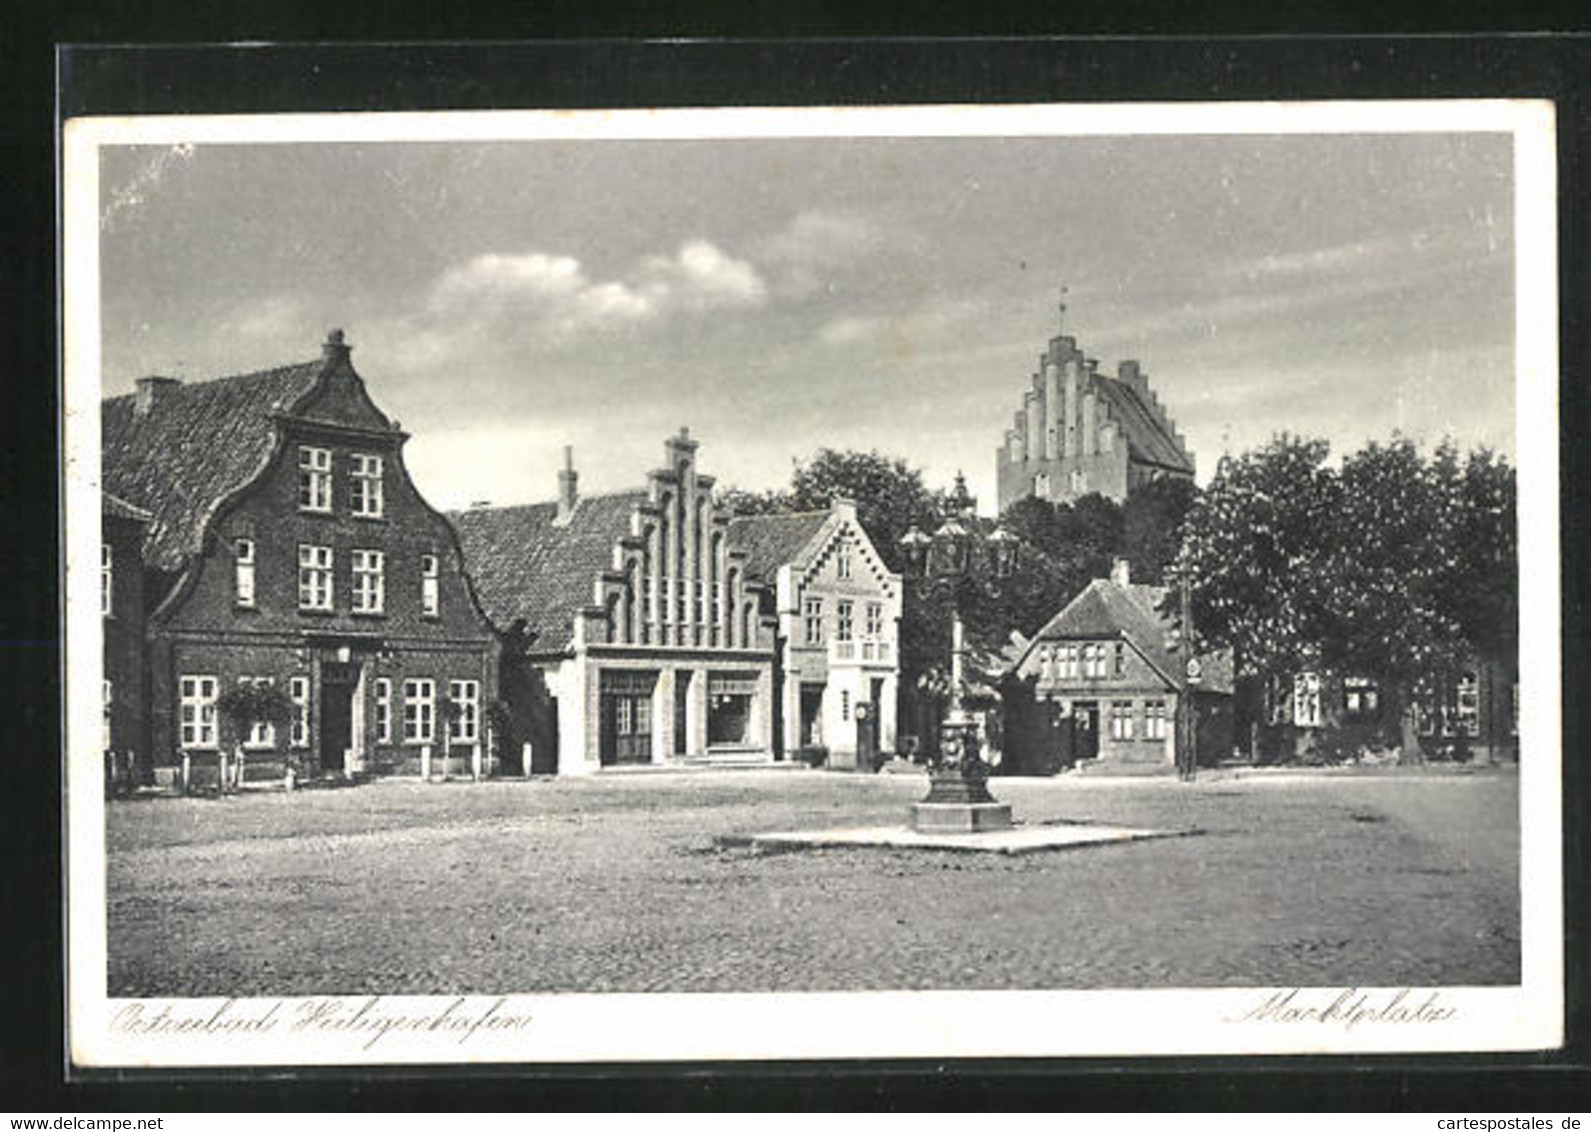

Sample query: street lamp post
[898,512,1020,833]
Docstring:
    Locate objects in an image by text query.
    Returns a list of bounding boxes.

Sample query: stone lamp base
[908,763,1013,833]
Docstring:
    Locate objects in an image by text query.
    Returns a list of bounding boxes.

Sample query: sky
[96,130,1515,514]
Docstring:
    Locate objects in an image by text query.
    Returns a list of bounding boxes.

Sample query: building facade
[102,331,498,786]
[995,309,1195,511]
[453,431,777,775]
[102,493,152,778]
[731,498,903,769]
[1004,558,1232,774]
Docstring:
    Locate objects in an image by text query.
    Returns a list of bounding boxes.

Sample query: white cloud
[756,209,918,299]
[219,294,309,342]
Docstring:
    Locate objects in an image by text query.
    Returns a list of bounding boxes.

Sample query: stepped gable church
[995,296,1195,511]
[101,330,498,785]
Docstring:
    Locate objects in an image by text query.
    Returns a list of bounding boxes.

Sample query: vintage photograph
[63,103,1560,1064]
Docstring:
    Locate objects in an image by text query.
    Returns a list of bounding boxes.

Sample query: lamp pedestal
[909,716,1012,833]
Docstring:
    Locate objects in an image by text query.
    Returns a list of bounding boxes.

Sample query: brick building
[102,492,152,776]
[101,330,498,785]
[730,497,902,769]
[996,307,1195,511]
[452,431,777,775]
[1003,558,1232,774]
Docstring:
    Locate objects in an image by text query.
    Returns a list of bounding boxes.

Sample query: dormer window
[350,453,384,518]
[298,446,332,512]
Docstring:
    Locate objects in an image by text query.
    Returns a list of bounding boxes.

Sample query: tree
[1173,433,1339,685]
[1122,476,1198,585]
[786,448,951,573]
[214,682,294,793]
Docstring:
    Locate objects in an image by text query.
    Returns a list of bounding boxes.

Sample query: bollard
[522,741,534,779]
[420,744,432,782]
[472,745,482,782]
[181,751,192,796]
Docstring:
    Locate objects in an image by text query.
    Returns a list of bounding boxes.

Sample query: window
[1084,643,1107,679]
[1062,644,1078,680]
[616,696,633,736]
[449,680,480,744]
[841,689,851,721]
[1110,700,1134,740]
[1034,472,1050,496]
[1292,672,1323,728]
[289,676,310,747]
[234,538,256,607]
[866,602,883,638]
[836,542,852,580]
[350,453,384,518]
[421,554,439,617]
[1415,683,1439,736]
[1144,700,1167,740]
[711,581,723,628]
[179,675,219,749]
[403,679,435,744]
[351,549,385,614]
[1452,671,1480,737]
[102,680,113,751]
[836,600,854,642]
[298,544,333,610]
[677,576,688,624]
[1343,676,1379,716]
[374,678,392,745]
[101,543,113,617]
[298,446,332,512]
[1113,640,1126,677]
[238,676,276,747]
[803,597,824,646]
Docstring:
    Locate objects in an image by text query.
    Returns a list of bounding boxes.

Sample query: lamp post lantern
[898,506,1020,833]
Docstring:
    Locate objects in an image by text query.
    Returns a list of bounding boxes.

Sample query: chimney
[322,328,351,362]
[134,375,181,418]
[1110,557,1131,587]
[556,446,579,524]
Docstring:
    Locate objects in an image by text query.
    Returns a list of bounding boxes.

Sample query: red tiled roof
[101,361,323,570]
[727,511,829,582]
[450,491,650,651]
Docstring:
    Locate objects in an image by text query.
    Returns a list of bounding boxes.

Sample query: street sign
[1185,657,1203,684]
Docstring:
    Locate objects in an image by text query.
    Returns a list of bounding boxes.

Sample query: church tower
[995,293,1195,512]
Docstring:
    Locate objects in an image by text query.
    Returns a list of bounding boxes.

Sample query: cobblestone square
[105,767,1520,996]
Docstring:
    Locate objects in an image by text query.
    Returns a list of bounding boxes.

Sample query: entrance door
[799,684,824,747]
[854,702,877,771]
[599,670,656,766]
[319,662,360,775]
[1073,701,1100,761]
[674,675,690,757]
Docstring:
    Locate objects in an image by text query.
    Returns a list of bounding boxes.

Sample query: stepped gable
[450,490,650,650]
[726,510,830,583]
[1092,374,1194,474]
[101,360,323,571]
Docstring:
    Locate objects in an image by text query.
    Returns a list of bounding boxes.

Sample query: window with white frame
[1062,644,1078,680]
[836,600,854,642]
[1452,671,1480,737]
[803,597,824,646]
[238,676,276,747]
[374,678,392,745]
[695,580,705,624]
[351,549,385,614]
[836,542,852,580]
[711,581,722,627]
[102,680,113,751]
[1144,700,1167,740]
[449,679,480,744]
[289,676,310,747]
[298,544,333,610]
[298,446,332,512]
[234,538,256,607]
[349,453,384,518]
[403,679,435,744]
[1343,676,1379,716]
[420,554,439,617]
[101,543,113,617]
[1292,672,1323,727]
[1085,643,1107,679]
[676,575,688,624]
[179,675,219,749]
[865,601,883,638]
[1109,700,1134,740]
[1113,640,1126,677]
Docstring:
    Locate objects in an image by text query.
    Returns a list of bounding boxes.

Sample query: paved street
[105,767,1520,996]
